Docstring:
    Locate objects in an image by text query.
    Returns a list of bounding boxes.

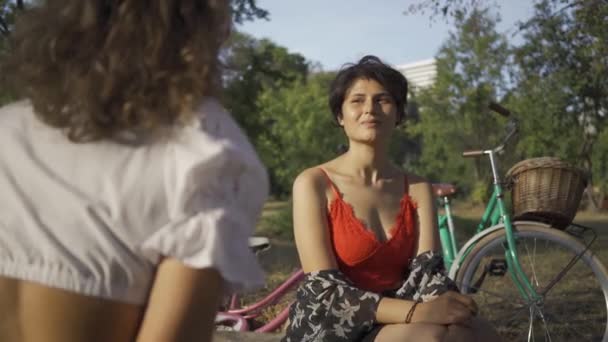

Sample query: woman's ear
[337,114,344,127]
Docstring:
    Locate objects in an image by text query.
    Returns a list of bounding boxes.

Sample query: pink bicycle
[214,237,304,333]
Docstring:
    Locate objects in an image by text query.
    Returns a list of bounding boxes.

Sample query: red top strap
[319,168,341,199]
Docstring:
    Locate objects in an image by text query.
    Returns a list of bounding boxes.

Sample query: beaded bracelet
[405,301,420,324]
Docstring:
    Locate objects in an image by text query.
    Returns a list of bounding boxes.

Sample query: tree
[219,32,313,196]
[408,0,608,208]
[0,0,23,37]
[220,32,310,141]
[255,72,344,195]
[410,7,510,200]
[509,0,608,208]
[404,0,487,22]
[230,0,269,24]
[0,0,23,104]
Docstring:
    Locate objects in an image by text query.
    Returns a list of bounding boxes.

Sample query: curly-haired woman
[0,1,267,341]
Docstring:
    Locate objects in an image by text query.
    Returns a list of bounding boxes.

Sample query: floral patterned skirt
[282,251,458,341]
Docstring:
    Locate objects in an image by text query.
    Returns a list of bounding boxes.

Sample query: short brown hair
[3,0,230,142]
[329,55,408,125]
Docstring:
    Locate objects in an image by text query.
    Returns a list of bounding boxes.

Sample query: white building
[395,58,437,90]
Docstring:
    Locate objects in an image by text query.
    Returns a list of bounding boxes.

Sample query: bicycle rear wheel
[455,223,608,341]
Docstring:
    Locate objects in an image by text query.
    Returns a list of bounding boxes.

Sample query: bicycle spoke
[535,305,553,342]
[523,238,540,288]
[528,306,534,342]
[454,279,528,305]
[539,250,586,297]
[542,309,595,340]
[490,302,531,325]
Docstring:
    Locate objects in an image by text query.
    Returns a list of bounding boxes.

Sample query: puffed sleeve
[141,98,269,292]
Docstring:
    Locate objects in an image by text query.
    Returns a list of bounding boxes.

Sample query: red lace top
[321,169,418,293]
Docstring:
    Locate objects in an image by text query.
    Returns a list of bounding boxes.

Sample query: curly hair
[329,55,408,126]
[3,0,230,142]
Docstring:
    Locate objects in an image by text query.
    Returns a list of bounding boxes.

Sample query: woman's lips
[361,120,380,127]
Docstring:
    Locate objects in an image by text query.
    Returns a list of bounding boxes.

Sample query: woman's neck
[342,142,392,182]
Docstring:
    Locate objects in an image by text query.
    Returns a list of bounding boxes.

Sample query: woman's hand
[413,291,478,325]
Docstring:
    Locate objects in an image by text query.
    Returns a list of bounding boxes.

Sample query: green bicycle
[435,103,608,341]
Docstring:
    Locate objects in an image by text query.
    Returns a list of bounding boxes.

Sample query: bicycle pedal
[486,258,508,276]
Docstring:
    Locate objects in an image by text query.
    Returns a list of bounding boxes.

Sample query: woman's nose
[363,98,375,114]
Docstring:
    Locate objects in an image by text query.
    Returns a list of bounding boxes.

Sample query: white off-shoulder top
[0,98,268,304]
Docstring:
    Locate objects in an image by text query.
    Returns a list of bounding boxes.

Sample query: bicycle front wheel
[455,223,608,341]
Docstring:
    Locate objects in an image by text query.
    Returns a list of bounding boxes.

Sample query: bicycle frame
[438,185,502,270]
[216,269,304,333]
[438,149,542,303]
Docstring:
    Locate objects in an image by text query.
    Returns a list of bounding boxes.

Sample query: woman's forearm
[375,297,418,324]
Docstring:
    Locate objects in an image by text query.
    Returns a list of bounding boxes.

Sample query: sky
[238,0,537,71]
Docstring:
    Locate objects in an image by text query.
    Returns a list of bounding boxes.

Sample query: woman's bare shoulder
[294,167,325,187]
[292,166,333,203]
[293,159,341,191]
[404,172,429,185]
[403,172,433,199]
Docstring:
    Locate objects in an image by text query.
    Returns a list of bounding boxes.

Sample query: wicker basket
[506,157,588,229]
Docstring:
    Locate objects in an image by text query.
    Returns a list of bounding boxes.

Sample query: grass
[245,199,608,336]
[235,202,297,328]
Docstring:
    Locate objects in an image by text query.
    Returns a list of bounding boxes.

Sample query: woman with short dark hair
[284,55,500,341]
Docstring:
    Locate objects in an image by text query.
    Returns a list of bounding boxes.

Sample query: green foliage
[220,32,313,196]
[409,0,608,203]
[257,202,294,239]
[592,129,608,193]
[404,0,485,22]
[470,180,490,205]
[0,0,22,105]
[410,7,509,195]
[230,0,269,24]
[221,32,309,141]
[0,0,22,37]
[509,0,608,198]
[256,72,344,195]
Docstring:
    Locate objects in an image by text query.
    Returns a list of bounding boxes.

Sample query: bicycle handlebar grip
[488,102,511,117]
[462,150,485,158]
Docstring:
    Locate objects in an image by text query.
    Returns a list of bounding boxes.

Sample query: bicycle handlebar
[462,102,518,158]
[462,150,485,158]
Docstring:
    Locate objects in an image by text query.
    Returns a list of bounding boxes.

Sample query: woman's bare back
[0,276,144,342]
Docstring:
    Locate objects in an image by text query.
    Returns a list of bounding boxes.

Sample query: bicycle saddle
[248,236,271,253]
[432,183,457,197]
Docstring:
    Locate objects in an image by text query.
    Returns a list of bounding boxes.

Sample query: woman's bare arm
[136,259,223,342]
[292,168,338,272]
[409,178,442,255]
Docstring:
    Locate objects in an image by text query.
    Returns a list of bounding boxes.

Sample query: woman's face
[339,78,398,145]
